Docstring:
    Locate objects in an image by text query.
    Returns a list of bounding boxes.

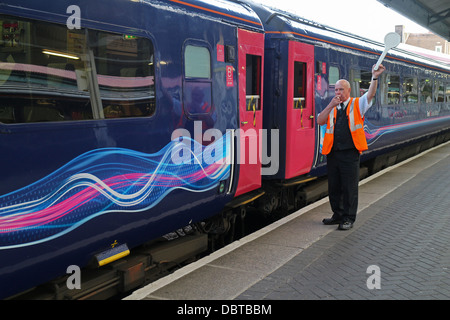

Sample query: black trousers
[326,148,360,223]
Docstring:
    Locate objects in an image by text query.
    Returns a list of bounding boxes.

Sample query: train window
[183,45,213,120]
[419,78,432,103]
[293,61,306,109]
[90,31,155,119]
[246,54,261,111]
[386,74,400,105]
[435,81,444,103]
[446,83,450,103]
[403,77,418,103]
[329,66,340,86]
[0,16,93,123]
[184,46,211,79]
[350,69,372,99]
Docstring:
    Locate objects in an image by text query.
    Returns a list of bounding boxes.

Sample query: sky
[253,0,430,43]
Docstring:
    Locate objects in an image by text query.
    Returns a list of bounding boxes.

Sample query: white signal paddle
[374,32,401,71]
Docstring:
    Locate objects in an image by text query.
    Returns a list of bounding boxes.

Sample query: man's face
[335,80,351,102]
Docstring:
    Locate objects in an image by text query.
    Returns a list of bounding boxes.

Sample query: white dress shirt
[338,92,372,117]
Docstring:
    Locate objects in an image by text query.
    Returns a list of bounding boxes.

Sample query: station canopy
[377,0,450,41]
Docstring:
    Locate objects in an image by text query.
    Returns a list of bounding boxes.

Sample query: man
[317,64,386,230]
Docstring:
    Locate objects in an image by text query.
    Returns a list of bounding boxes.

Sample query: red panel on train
[235,29,265,196]
[285,41,315,179]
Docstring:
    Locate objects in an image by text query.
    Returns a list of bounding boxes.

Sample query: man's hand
[330,95,341,107]
[372,64,385,79]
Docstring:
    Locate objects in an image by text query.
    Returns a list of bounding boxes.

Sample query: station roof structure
[377,0,450,41]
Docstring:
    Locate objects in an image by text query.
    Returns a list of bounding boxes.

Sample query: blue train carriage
[245,1,450,211]
[0,0,265,299]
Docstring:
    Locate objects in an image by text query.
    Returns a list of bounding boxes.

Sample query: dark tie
[339,103,345,116]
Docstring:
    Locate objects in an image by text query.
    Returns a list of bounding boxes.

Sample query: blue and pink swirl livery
[0,133,231,249]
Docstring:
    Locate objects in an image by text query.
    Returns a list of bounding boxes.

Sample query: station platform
[125,141,450,300]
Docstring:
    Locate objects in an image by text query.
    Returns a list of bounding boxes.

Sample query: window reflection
[0,17,92,123]
[350,69,375,103]
[420,79,432,104]
[90,31,155,119]
[387,74,400,105]
[403,77,418,104]
[0,15,156,124]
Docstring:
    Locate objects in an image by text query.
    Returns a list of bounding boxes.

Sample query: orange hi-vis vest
[322,97,368,155]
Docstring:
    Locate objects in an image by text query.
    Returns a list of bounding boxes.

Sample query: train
[0,0,449,299]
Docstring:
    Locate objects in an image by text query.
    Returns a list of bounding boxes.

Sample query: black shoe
[322,217,342,225]
[338,221,353,230]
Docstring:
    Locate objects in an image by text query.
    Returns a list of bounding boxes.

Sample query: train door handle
[241,121,248,125]
[309,115,314,119]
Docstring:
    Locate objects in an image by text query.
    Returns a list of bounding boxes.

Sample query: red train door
[234,29,264,197]
[285,41,315,180]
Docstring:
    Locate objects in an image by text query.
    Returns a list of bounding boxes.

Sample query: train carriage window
[293,61,306,109]
[350,69,373,102]
[435,81,444,103]
[183,44,213,124]
[0,16,93,123]
[89,31,155,118]
[329,66,340,86]
[246,54,261,111]
[185,46,211,79]
[386,74,400,105]
[419,78,432,104]
[446,83,450,103]
[403,77,418,103]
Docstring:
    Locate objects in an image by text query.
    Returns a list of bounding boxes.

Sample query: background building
[396,25,449,54]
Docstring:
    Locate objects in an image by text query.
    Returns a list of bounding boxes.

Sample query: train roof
[0,0,447,74]
[0,0,264,32]
[147,0,264,30]
[245,1,450,74]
